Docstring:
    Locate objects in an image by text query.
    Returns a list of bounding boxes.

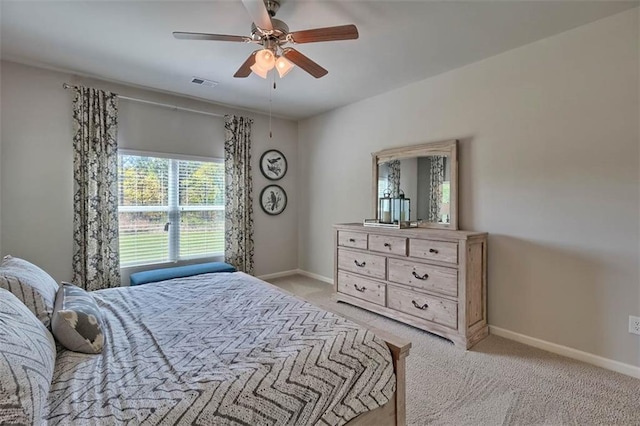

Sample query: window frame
[117,149,225,268]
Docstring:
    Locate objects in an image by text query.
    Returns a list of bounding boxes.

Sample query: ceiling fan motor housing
[251,18,289,43]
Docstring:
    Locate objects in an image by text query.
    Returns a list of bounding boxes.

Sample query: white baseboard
[295,269,334,285]
[490,326,640,379]
[256,269,299,280]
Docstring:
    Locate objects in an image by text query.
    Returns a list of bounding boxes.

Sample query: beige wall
[298,9,639,366]
[0,60,298,284]
[0,60,2,257]
[1,62,73,282]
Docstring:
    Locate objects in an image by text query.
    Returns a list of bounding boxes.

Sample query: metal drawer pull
[429,248,439,254]
[412,300,429,310]
[412,271,429,280]
[349,238,356,243]
[354,284,366,292]
[354,260,366,267]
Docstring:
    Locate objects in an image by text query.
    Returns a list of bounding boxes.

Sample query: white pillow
[0,255,59,328]
[0,288,56,425]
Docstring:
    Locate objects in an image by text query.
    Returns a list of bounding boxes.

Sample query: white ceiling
[1,1,637,120]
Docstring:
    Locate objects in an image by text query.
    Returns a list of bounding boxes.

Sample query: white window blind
[178,160,225,259]
[117,153,224,267]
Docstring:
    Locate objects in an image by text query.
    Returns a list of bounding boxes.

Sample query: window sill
[120,255,224,271]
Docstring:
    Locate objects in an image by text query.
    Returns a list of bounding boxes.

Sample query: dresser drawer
[369,234,407,256]
[338,231,368,250]
[409,239,458,264]
[338,249,386,280]
[387,285,458,329]
[337,271,385,306]
[388,258,458,298]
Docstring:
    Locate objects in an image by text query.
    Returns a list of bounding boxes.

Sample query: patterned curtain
[72,86,121,291]
[387,160,401,197]
[428,156,445,222]
[224,115,255,274]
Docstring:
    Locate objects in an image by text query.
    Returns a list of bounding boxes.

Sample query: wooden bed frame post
[393,346,408,426]
[373,328,410,426]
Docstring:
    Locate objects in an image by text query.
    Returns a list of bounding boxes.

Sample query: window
[117,152,224,267]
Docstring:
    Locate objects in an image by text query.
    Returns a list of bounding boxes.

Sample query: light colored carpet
[268,275,640,426]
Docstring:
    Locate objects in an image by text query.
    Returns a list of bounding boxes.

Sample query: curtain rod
[62,83,224,118]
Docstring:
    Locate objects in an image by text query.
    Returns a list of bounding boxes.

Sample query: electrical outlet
[629,316,640,335]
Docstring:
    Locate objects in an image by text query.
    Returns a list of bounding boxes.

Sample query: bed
[0,260,409,426]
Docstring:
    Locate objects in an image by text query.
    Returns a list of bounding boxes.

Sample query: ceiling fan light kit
[173,0,359,79]
[249,48,294,79]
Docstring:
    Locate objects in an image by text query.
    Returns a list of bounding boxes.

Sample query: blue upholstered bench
[129,262,237,286]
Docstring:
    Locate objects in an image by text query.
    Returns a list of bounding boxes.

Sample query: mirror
[372,139,458,229]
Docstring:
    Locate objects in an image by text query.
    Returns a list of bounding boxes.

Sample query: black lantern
[379,189,411,224]
[392,190,411,223]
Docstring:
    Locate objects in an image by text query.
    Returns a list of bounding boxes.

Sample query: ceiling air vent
[191,77,218,88]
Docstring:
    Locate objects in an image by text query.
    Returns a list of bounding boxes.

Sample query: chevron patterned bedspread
[45,272,396,425]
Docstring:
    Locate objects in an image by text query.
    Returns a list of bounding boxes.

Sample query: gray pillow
[0,288,56,425]
[51,282,105,354]
[0,255,59,328]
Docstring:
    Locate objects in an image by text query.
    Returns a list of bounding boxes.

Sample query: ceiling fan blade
[289,24,359,44]
[234,51,258,78]
[282,48,328,78]
[173,32,250,42]
[241,0,273,31]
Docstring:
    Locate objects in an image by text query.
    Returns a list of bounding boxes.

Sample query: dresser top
[334,223,487,240]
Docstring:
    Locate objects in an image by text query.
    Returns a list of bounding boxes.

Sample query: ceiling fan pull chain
[269,72,274,138]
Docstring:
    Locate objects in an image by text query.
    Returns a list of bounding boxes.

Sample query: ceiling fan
[173,0,359,79]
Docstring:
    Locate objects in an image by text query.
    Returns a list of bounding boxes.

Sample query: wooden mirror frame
[372,139,458,230]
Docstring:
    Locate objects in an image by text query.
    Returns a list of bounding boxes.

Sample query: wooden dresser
[333,223,488,349]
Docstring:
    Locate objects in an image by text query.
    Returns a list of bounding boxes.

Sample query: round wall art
[260,149,287,180]
[260,185,287,215]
